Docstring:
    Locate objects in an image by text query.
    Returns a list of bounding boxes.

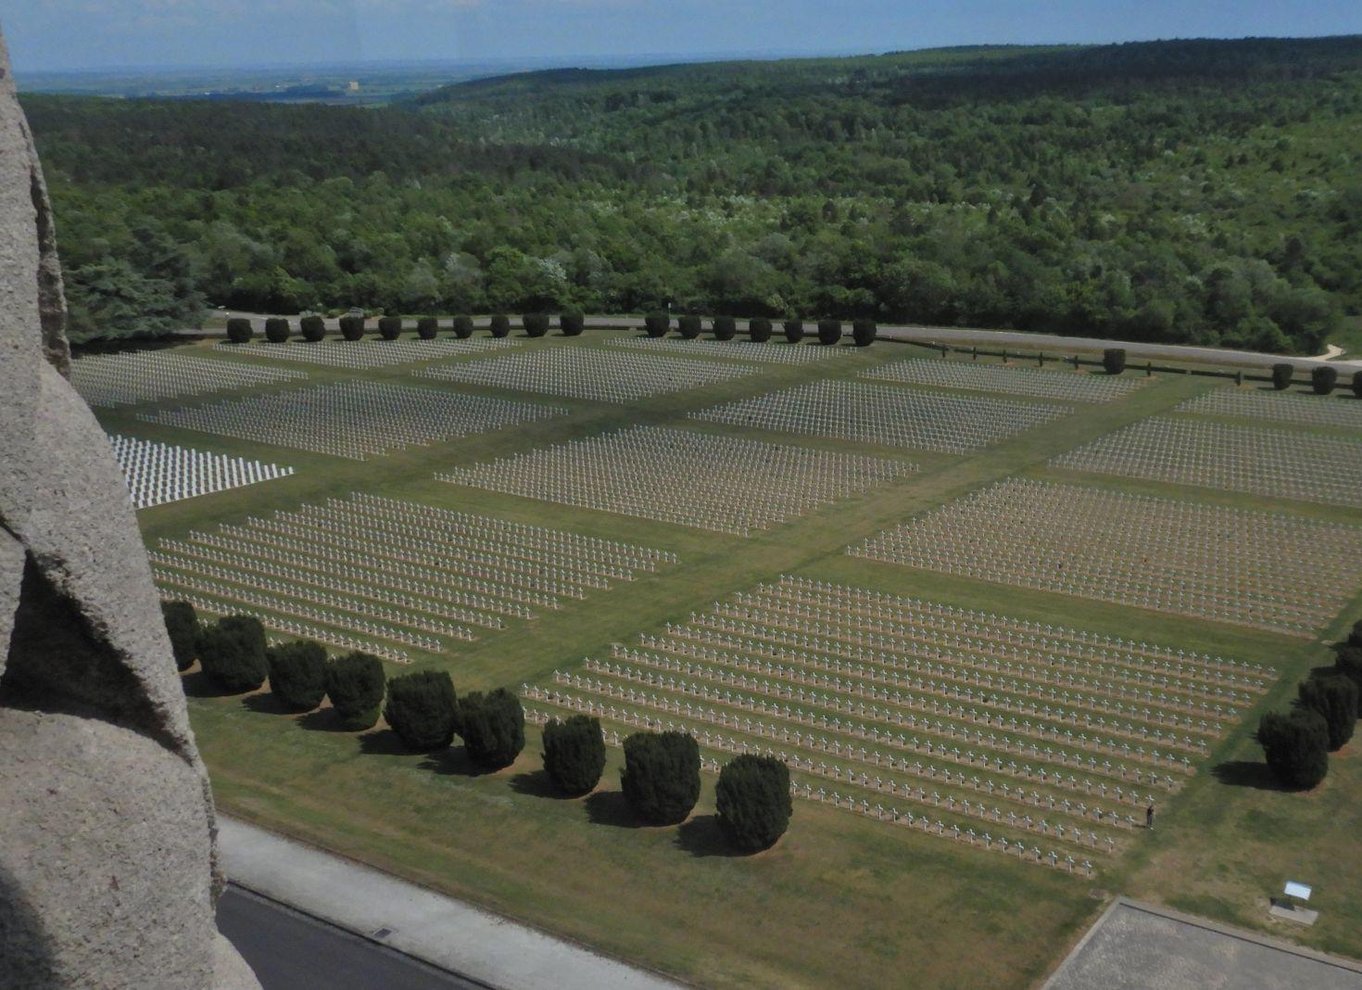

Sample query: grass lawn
[99,327,1362,987]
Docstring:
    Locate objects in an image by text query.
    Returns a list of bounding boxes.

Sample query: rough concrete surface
[1044,898,1362,990]
[0,25,258,990]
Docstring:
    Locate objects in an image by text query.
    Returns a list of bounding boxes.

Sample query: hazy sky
[3,1,1361,73]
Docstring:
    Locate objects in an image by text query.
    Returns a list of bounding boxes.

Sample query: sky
[2,0,1361,74]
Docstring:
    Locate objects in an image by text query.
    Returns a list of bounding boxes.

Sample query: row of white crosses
[608,335,853,365]
[1177,386,1362,431]
[439,425,914,536]
[148,492,676,659]
[1053,415,1362,509]
[864,357,1146,403]
[140,379,566,460]
[108,434,295,510]
[217,336,518,369]
[415,347,758,402]
[853,478,1362,637]
[690,380,1071,454]
[73,350,306,407]
[522,702,1097,876]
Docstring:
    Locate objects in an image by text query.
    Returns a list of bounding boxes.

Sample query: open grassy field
[93,326,1362,988]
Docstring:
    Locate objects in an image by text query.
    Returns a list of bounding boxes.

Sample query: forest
[22,36,1362,350]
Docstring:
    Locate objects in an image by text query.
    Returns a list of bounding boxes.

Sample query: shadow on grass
[674,815,744,858]
[584,790,640,828]
[241,691,295,715]
[509,769,566,798]
[1211,760,1286,791]
[297,708,352,732]
[357,729,413,756]
[418,745,504,777]
[179,670,245,699]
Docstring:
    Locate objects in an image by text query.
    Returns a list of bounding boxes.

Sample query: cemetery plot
[215,337,517,369]
[1176,387,1362,431]
[438,425,914,536]
[865,357,1145,403]
[109,434,295,510]
[414,346,757,402]
[609,335,851,364]
[150,492,677,664]
[139,380,566,460]
[1051,416,1362,509]
[851,478,1362,637]
[523,577,1273,875]
[690,380,1072,453]
[72,350,306,407]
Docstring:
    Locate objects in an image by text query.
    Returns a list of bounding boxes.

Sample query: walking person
[1146,801,1155,831]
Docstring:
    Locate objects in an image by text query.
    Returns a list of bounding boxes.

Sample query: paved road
[218,885,481,990]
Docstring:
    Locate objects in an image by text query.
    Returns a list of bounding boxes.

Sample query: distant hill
[24,37,1362,348]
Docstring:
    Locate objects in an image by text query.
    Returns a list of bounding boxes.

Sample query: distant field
[97,327,1362,988]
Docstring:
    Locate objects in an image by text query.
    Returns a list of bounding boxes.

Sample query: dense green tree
[225,317,253,343]
[300,315,326,342]
[488,314,511,338]
[522,313,551,337]
[620,731,700,825]
[198,615,268,693]
[1298,675,1358,751]
[749,317,772,342]
[715,754,792,852]
[560,310,586,336]
[1353,370,1362,399]
[1257,709,1329,789]
[384,670,458,751]
[325,651,386,730]
[644,312,670,337]
[338,315,366,341]
[851,319,877,347]
[161,600,200,672]
[1271,363,1295,390]
[378,315,403,340]
[1337,644,1362,692]
[712,315,736,340]
[783,319,805,343]
[459,688,525,769]
[452,315,475,338]
[1103,348,1126,375]
[542,715,607,796]
[678,315,702,339]
[817,319,841,345]
[266,640,329,711]
[416,316,439,339]
[264,317,290,343]
[1312,365,1338,395]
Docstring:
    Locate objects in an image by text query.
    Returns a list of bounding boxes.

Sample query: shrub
[783,319,805,343]
[489,314,511,338]
[1353,370,1362,399]
[198,615,268,693]
[716,754,792,852]
[749,317,772,343]
[542,715,606,796]
[644,312,670,338]
[325,651,386,731]
[1350,618,1362,648]
[1312,365,1338,395]
[161,600,200,672]
[852,319,877,347]
[459,688,525,769]
[264,317,290,343]
[225,318,253,343]
[678,315,702,339]
[620,731,700,825]
[712,315,736,341]
[522,312,551,337]
[817,319,842,346]
[452,315,475,339]
[266,640,328,711]
[1271,363,1294,390]
[1298,674,1358,751]
[1257,709,1329,789]
[560,311,586,337]
[384,670,458,751]
[416,316,439,340]
[299,315,325,342]
[338,315,366,341]
[378,315,403,340]
[1102,348,1126,375]
[1337,644,1362,692]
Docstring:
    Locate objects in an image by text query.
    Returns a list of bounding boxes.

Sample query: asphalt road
[218,885,483,990]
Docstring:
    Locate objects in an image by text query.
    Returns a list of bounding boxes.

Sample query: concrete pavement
[217,817,687,990]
